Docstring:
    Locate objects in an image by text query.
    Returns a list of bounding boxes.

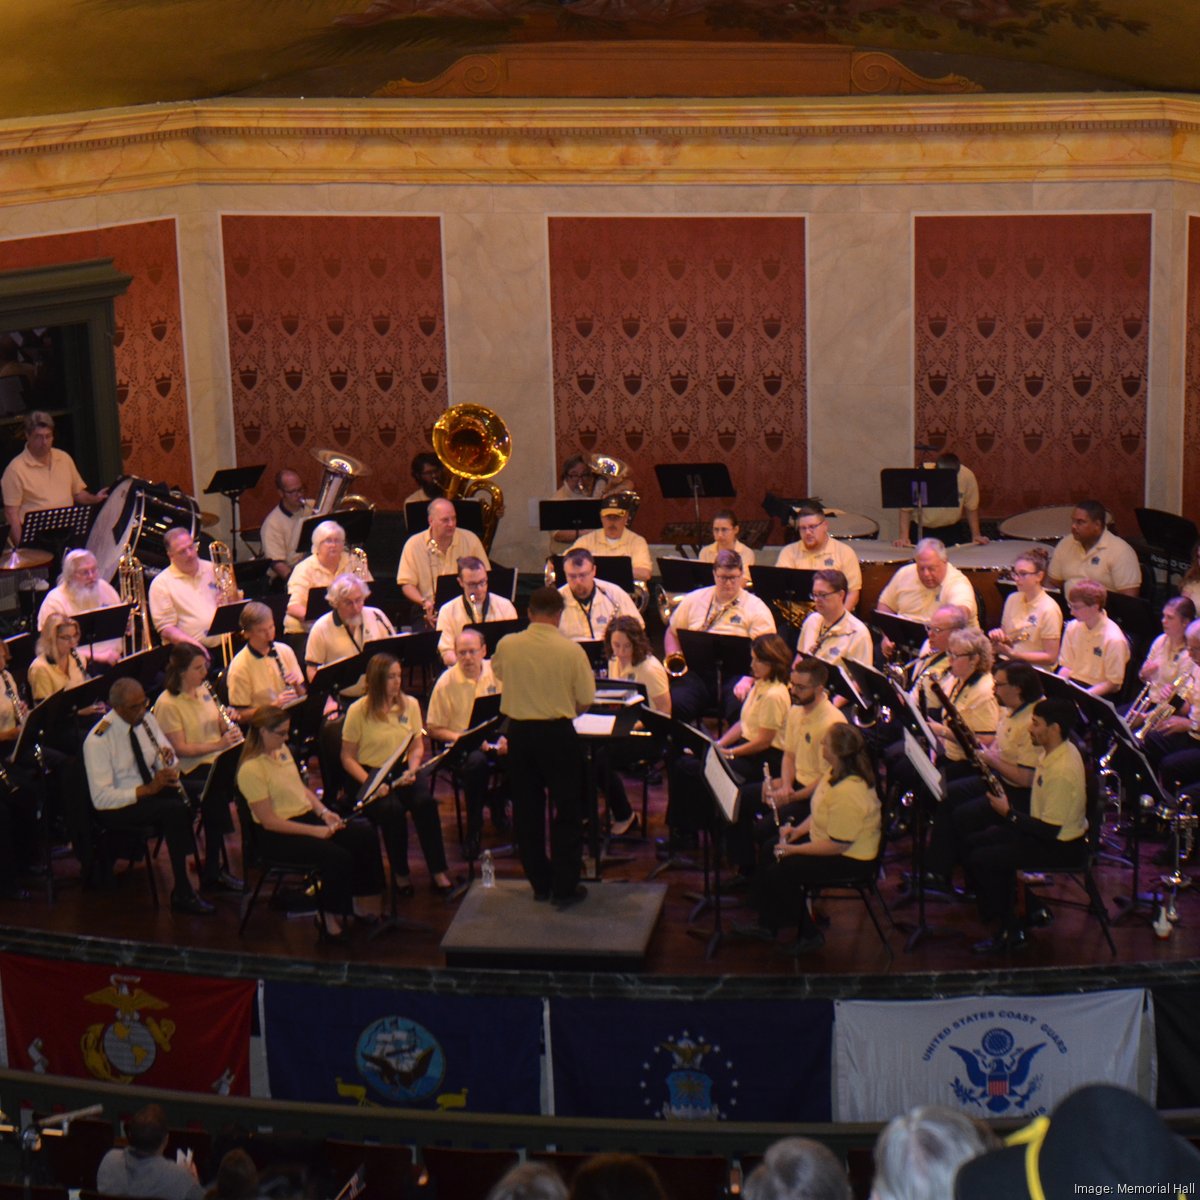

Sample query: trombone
[118,544,153,657]
[209,540,238,666]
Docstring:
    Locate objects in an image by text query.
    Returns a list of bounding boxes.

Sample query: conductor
[492,586,595,909]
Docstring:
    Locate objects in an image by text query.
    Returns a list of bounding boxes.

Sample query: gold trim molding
[1,95,1200,204]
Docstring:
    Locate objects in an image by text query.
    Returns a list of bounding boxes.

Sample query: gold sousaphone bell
[432,403,511,551]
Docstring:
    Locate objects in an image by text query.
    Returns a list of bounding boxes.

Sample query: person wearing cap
[568,497,652,582]
[954,1083,1200,1200]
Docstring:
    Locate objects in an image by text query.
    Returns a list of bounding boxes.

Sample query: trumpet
[1132,667,1194,745]
[119,544,153,657]
[204,680,244,745]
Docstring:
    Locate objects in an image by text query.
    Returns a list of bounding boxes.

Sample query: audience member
[486,1161,568,1200]
[569,1153,666,1200]
[744,1137,851,1200]
[97,1103,205,1200]
[207,1149,259,1200]
[871,1106,995,1200]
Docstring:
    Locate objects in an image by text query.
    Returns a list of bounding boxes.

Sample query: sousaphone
[431,403,511,551]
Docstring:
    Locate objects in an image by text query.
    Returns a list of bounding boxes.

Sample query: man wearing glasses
[1056,579,1129,698]
[877,537,978,627]
[259,469,313,583]
[796,569,873,668]
[149,527,228,651]
[777,500,863,611]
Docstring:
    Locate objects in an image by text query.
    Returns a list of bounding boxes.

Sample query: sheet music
[704,744,742,823]
[574,712,616,736]
[904,729,943,802]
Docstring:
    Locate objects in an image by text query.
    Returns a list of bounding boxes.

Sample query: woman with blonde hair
[28,613,88,701]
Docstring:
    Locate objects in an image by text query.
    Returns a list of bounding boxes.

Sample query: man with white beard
[37,548,123,665]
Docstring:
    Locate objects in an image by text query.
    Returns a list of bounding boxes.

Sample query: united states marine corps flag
[0,954,254,1095]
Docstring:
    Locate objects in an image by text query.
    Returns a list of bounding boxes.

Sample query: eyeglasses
[1012,569,1040,578]
[927,625,952,634]
[950,651,976,660]
[810,590,840,600]
[714,573,742,583]
[797,519,826,533]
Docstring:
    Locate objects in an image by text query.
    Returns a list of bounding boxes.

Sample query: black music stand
[677,629,753,687]
[72,603,131,661]
[466,618,528,658]
[751,565,815,650]
[365,630,440,671]
[571,638,606,672]
[655,462,735,530]
[204,465,265,562]
[10,689,68,766]
[544,554,635,592]
[4,631,34,677]
[762,492,806,528]
[657,557,715,596]
[18,505,94,585]
[404,499,485,540]
[870,610,929,659]
[433,565,518,610]
[107,645,172,694]
[538,499,603,538]
[207,601,249,666]
[233,556,274,597]
[574,698,646,881]
[880,468,957,543]
[298,508,372,554]
[304,590,331,624]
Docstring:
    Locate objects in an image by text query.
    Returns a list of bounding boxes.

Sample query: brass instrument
[432,403,511,552]
[1132,666,1193,745]
[350,546,370,581]
[209,540,238,665]
[774,597,815,631]
[665,596,739,678]
[204,679,244,745]
[118,544,153,657]
[664,651,688,679]
[312,448,373,517]
[586,452,631,491]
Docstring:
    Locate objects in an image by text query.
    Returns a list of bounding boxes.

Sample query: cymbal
[199,510,220,529]
[0,548,52,572]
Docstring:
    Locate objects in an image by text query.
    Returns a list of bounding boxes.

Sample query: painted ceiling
[6,0,1199,121]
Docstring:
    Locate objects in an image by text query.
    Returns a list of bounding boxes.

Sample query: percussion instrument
[854,542,914,618]
[0,548,52,572]
[949,539,1046,629]
[997,506,1077,543]
[86,478,200,584]
[199,510,220,529]
[823,510,879,540]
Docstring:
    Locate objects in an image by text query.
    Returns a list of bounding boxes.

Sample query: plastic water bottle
[480,849,495,888]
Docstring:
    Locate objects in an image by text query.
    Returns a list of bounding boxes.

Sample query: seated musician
[549,455,605,548]
[226,602,305,720]
[663,634,790,854]
[796,569,872,668]
[396,498,489,628]
[28,613,89,701]
[594,616,670,839]
[894,450,985,548]
[988,546,1062,668]
[1047,499,1141,598]
[1056,579,1130,698]
[557,547,642,642]
[965,698,1088,954]
[237,705,383,942]
[876,537,978,627]
[568,496,652,583]
[902,604,972,716]
[698,510,755,583]
[304,574,395,696]
[924,628,1000,783]
[435,555,517,666]
[148,527,229,651]
[151,644,243,893]
[777,501,863,611]
[83,678,214,916]
[426,627,507,861]
[1131,596,1195,729]
[339,653,454,895]
[1,410,108,548]
[285,520,370,635]
[925,661,1042,895]
[0,637,38,901]
[37,549,122,666]
[404,451,446,509]
[665,549,777,727]
[1142,617,1200,795]
[259,469,313,582]
[728,656,847,875]
[735,723,881,956]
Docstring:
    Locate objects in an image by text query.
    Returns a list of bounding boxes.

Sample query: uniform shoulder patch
[94,719,111,736]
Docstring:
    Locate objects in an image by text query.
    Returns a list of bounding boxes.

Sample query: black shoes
[552,884,588,910]
[731,921,777,944]
[170,891,215,916]
[201,871,244,893]
[972,927,1029,955]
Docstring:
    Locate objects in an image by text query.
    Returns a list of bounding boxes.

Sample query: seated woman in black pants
[340,653,453,895]
[237,705,383,943]
[735,723,881,955]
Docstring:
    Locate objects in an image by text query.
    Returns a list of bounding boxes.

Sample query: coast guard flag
[262,981,541,1113]
[550,997,833,1121]
[833,989,1151,1122]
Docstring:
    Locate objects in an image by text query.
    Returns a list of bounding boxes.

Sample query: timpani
[824,510,880,541]
[855,542,915,618]
[997,506,1077,543]
[948,539,1047,630]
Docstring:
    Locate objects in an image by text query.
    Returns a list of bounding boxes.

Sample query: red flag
[0,953,254,1095]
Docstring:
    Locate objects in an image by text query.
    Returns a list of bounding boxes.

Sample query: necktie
[129,727,153,785]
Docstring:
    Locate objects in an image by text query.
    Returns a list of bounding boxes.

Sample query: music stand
[880,468,958,544]
[762,492,806,527]
[751,565,815,649]
[233,557,274,597]
[365,630,440,671]
[677,629,753,686]
[298,508,372,554]
[538,499,603,537]
[544,554,635,593]
[869,610,929,659]
[655,462,735,531]
[433,568,517,610]
[404,499,485,540]
[9,689,69,765]
[657,557,715,596]
[72,603,131,660]
[107,645,172,694]
[204,465,265,562]
[207,601,249,667]
[304,590,331,624]
[3,631,34,677]
[572,637,607,672]
[19,505,94,580]
[466,618,528,658]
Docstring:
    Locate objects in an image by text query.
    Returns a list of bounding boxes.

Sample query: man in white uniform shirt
[557,547,642,642]
[666,548,776,726]
[37,548,123,665]
[435,556,517,666]
[569,496,652,583]
[258,469,313,582]
[877,537,978,627]
[777,501,863,610]
[148,528,226,650]
[396,497,489,625]
[1047,499,1141,598]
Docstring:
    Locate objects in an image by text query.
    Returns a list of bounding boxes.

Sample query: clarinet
[139,718,189,799]
[929,676,1006,796]
[268,644,305,698]
[203,680,244,744]
[70,648,90,682]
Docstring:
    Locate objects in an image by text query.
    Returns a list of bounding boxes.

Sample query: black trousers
[458,748,506,838]
[365,774,448,880]
[95,793,196,898]
[750,852,872,936]
[926,774,1031,879]
[507,718,585,899]
[965,825,1085,929]
[181,762,235,883]
[669,672,741,729]
[254,813,383,915]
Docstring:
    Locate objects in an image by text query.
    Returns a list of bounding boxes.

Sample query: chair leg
[142,839,159,910]
[859,886,892,954]
[239,870,270,936]
[1083,869,1117,957]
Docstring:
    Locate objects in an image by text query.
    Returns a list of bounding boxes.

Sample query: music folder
[676,630,753,681]
[72,603,131,649]
[704,741,743,824]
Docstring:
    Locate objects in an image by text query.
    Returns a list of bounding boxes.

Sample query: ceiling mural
[2,0,1195,120]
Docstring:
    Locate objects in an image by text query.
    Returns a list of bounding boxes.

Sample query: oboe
[929,677,1006,796]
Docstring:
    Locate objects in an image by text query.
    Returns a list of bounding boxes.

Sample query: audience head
[871,1105,995,1200]
[569,1153,666,1200]
[486,1161,568,1200]
[954,1084,1200,1199]
[213,1149,259,1200]
[125,1103,169,1155]
[744,1136,851,1200]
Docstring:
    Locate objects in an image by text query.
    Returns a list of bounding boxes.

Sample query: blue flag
[550,998,832,1121]
[263,981,542,1113]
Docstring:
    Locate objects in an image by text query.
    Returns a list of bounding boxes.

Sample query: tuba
[432,403,511,552]
[311,448,373,517]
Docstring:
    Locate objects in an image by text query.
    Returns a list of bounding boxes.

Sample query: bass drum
[86,478,200,584]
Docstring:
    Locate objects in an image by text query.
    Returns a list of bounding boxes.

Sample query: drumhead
[853,542,915,564]
[85,478,198,583]
[825,510,879,540]
[947,539,1047,570]
[86,477,139,584]
[997,506,1076,543]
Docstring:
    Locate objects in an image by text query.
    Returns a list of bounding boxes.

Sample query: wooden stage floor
[1,773,1197,992]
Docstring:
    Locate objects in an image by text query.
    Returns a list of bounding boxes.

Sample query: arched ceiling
[6,0,1199,121]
